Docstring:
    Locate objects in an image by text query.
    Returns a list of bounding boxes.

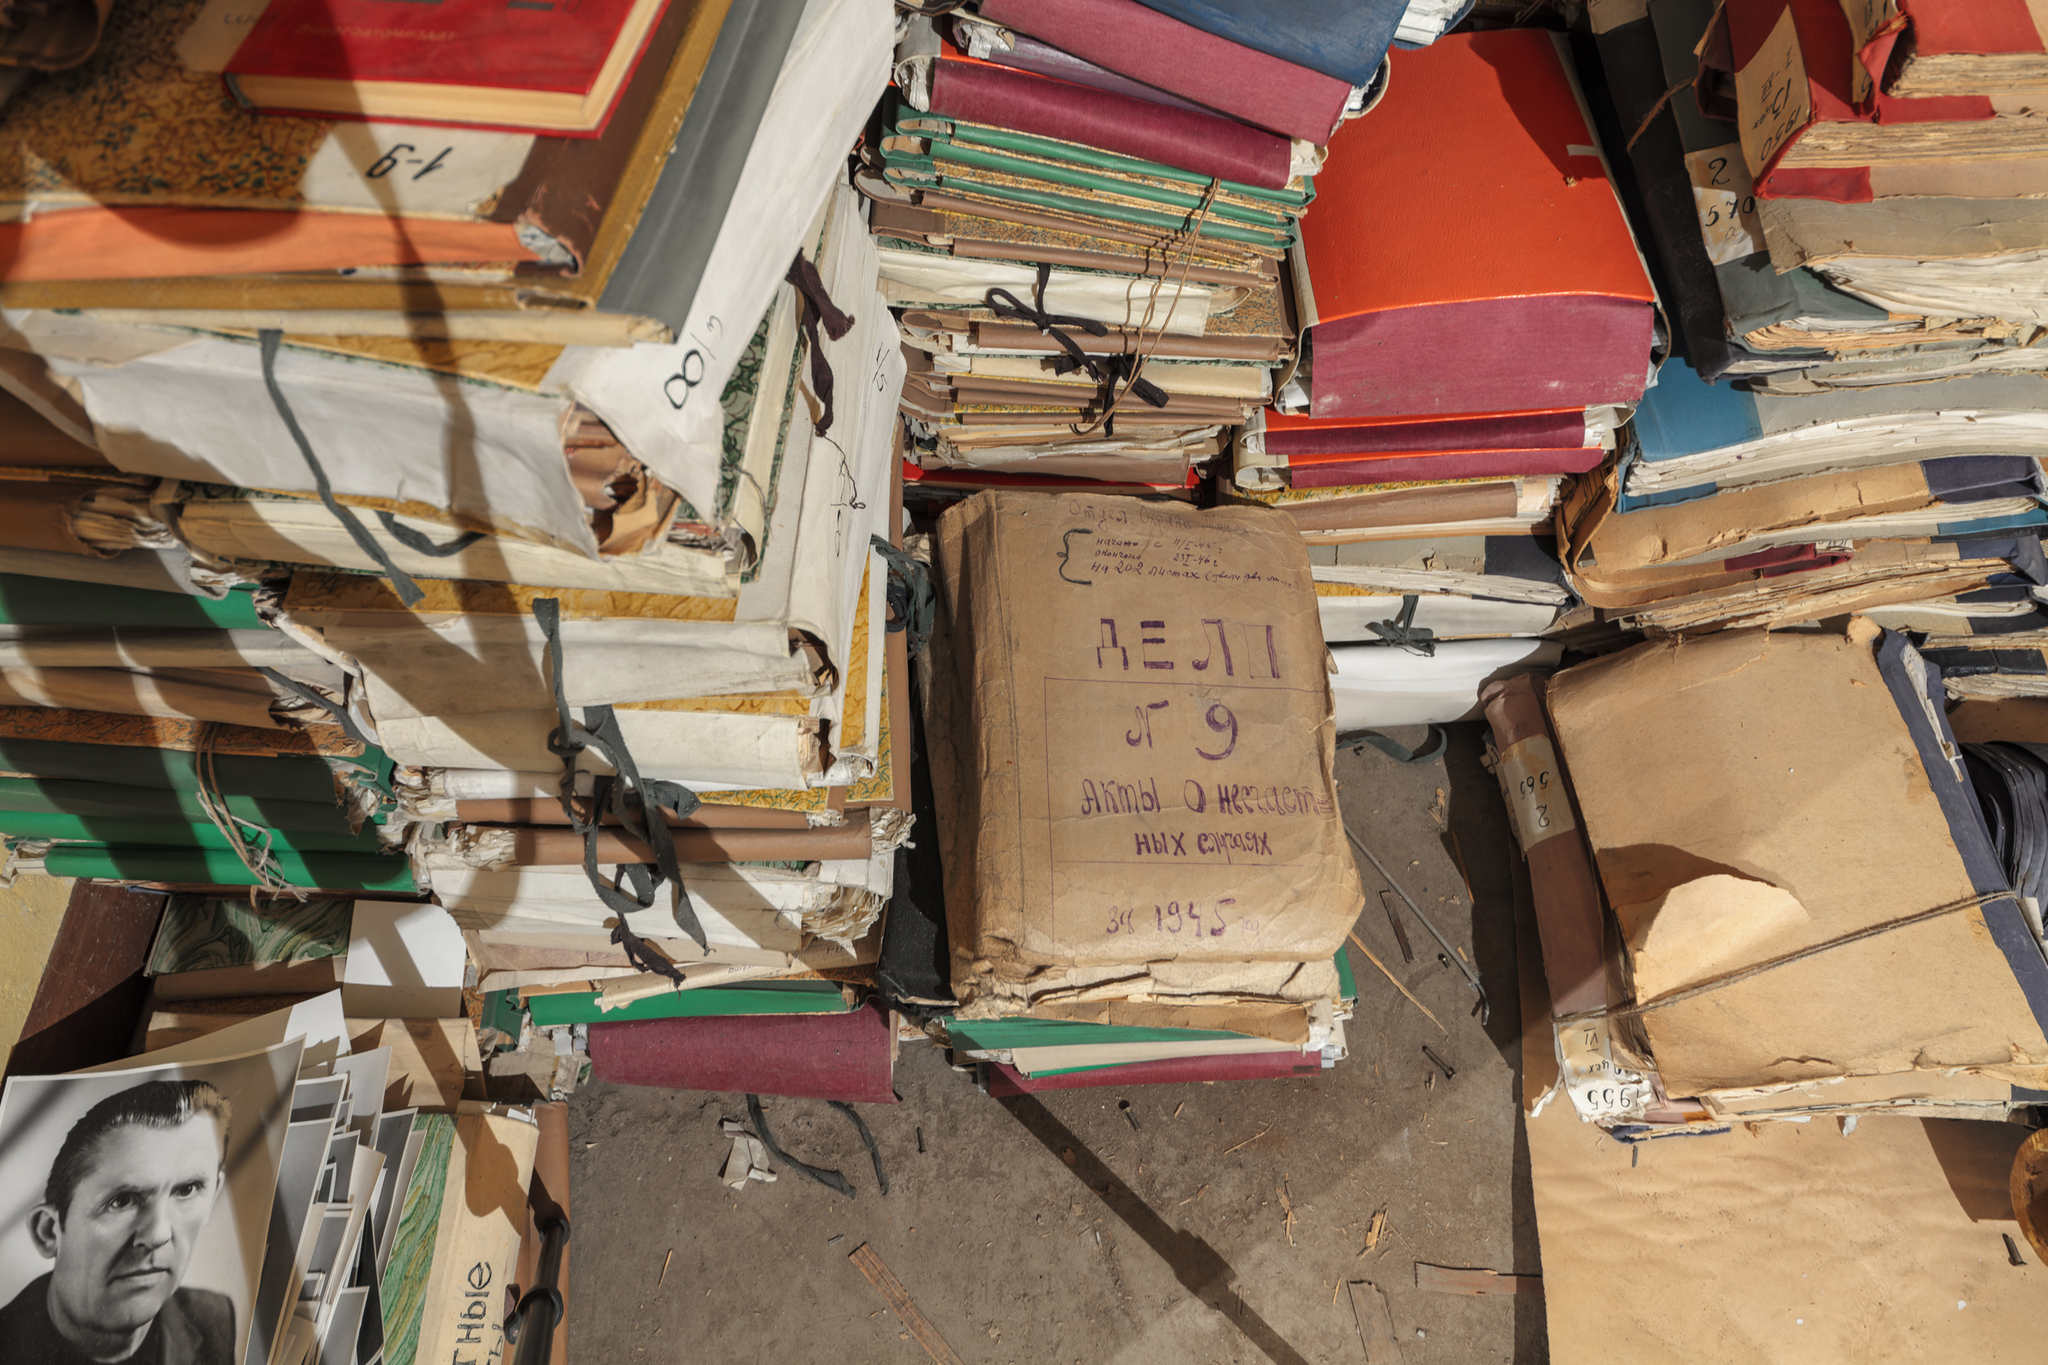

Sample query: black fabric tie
[869,534,933,658]
[258,330,425,607]
[1367,595,1438,656]
[984,264,1168,435]
[787,253,855,436]
[985,261,1111,384]
[534,597,710,958]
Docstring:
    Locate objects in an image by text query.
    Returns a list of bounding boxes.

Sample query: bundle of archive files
[1211,26,1655,739]
[1574,0,2048,645]
[1486,625,2048,1354]
[881,0,1431,509]
[0,985,565,1365]
[879,5,1647,748]
[0,0,934,1107]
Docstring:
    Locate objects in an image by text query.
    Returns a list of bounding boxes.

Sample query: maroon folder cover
[927,58,1293,189]
[588,1000,899,1103]
[1286,447,1605,488]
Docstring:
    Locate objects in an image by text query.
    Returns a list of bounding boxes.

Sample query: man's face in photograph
[31,1115,226,1340]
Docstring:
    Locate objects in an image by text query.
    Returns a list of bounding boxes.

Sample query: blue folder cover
[1123,0,1406,85]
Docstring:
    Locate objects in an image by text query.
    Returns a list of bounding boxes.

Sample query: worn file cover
[930,490,1363,993]
[1545,628,2048,1096]
[919,56,1295,189]
[1296,31,1656,418]
[1120,0,1405,86]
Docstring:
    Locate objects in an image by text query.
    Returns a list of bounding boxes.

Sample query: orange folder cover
[0,206,535,283]
[1296,29,1655,420]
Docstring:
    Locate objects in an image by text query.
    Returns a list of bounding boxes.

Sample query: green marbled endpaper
[148,896,353,977]
[379,1113,457,1365]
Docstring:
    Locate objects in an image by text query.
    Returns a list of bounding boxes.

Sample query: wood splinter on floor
[1221,1123,1272,1156]
[848,1243,967,1365]
[657,1249,672,1286]
[1413,1262,1543,1297]
[1357,1208,1387,1258]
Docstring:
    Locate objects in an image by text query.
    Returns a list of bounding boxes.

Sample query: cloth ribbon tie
[534,597,710,960]
[984,263,1167,435]
[1367,595,1437,656]
[787,253,855,436]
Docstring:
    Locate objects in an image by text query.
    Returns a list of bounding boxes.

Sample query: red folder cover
[1726,0,1996,200]
[1297,30,1655,420]
[1286,449,1604,488]
[1857,0,2047,98]
[231,0,645,91]
[1263,407,1592,457]
[976,0,1350,145]
[225,0,673,135]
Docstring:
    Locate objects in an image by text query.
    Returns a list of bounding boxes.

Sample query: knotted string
[984,262,1169,436]
[869,534,933,657]
[258,330,425,607]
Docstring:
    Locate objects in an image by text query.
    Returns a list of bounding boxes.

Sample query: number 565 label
[1495,735,1576,854]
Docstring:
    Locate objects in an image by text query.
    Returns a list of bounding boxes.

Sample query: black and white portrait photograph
[0,1042,300,1365]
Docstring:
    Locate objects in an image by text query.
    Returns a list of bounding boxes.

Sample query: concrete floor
[566,723,1544,1365]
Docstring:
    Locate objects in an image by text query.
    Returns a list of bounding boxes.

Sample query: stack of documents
[1601,0,2048,386]
[1557,358,2048,634]
[1219,29,1652,726]
[0,558,407,891]
[0,0,917,1017]
[883,3,1345,502]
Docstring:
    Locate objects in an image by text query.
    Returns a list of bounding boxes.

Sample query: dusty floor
[566,724,1545,1365]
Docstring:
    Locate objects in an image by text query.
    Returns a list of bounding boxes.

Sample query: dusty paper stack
[882,0,1365,505]
[329,176,910,1017]
[0,504,409,891]
[925,491,1361,1085]
[1555,356,2048,635]
[0,0,923,1010]
[1560,0,2048,640]
[1599,0,2048,386]
[1227,29,1665,730]
[0,989,543,1365]
[1485,625,2048,1136]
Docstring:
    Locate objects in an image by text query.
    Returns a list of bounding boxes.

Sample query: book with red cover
[1861,0,2048,99]
[1257,406,1603,488]
[1295,30,1656,420]
[977,0,1350,145]
[1720,0,2030,201]
[225,0,673,136]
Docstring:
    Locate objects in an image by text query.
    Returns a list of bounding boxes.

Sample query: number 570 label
[1683,145,1767,267]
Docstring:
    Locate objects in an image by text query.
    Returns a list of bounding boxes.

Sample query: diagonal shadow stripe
[997,1092,1313,1365]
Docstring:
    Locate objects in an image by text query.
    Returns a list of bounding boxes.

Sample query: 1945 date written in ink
[1104,898,1249,937]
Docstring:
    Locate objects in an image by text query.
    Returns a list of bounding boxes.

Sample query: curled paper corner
[1620,873,1810,1001]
